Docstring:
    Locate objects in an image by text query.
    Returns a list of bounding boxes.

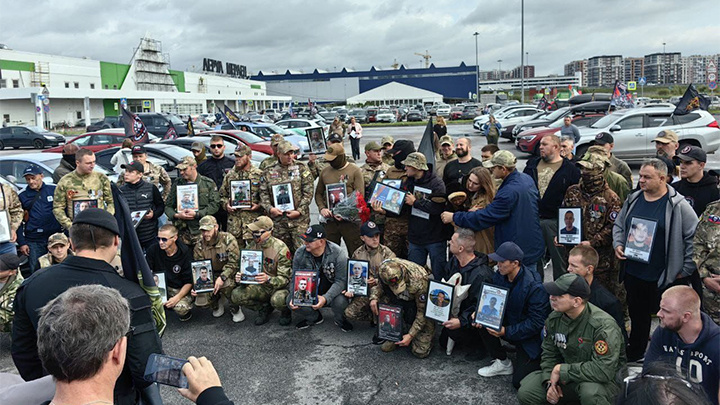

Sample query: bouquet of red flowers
[328,190,370,223]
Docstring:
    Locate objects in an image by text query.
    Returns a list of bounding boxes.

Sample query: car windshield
[40,158,62,170]
[379,109,391,114]
[543,107,570,122]
[167,115,185,125]
[590,113,622,129]
[349,110,364,115]
[152,145,193,160]
[26,126,49,133]
[233,132,264,144]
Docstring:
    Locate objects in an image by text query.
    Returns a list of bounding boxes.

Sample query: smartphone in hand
[143,353,189,388]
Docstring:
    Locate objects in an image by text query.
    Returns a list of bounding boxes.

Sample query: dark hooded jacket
[439,252,493,328]
[672,171,719,217]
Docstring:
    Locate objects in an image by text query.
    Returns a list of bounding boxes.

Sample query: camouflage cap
[378,259,407,295]
[270,134,284,146]
[482,150,516,168]
[364,141,382,151]
[652,129,679,144]
[47,232,69,247]
[576,153,608,171]
[381,135,394,146]
[586,145,610,157]
[401,152,429,171]
[190,141,204,152]
[199,215,218,231]
[234,143,252,157]
[176,155,197,170]
[277,140,297,154]
[323,143,345,161]
[439,135,454,146]
[247,216,274,232]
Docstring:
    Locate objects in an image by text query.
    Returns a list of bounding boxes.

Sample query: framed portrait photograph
[369,182,405,215]
[0,212,11,243]
[377,303,403,342]
[624,217,657,264]
[291,269,319,307]
[306,127,327,154]
[382,179,402,188]
[176,184,199,212]
[131,210,148,229]
[326,182,347,211]
[425,280,455,323]
[72,199,98,218]
[272,183,295,212]
[474,283,509,331]
[557,207,582,245]
[153,273,167,304]
[346,259,369,296]
[239,250,263,284]
[230,180,252,209]
[191,260,214,293]
[410,186,431,219]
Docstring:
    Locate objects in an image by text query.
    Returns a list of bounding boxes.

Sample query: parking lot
[0,121,718,404]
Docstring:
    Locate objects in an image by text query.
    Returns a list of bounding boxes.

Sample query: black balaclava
[391,140,416,170]
[62,153,77,169]
[330,153,347,169]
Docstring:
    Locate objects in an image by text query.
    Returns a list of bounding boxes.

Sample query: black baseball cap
[131,145,146,154]
[543,273,591,299]
[360,221,382,237]
[72,208,120,236]
[300,224,325,242]
[327,133,343,144]
[676,145,707,163]
[23,165,43,176]
[0,253,22,271]
[594,132,614,145]
[121,161,144,172]
[387,140,415,156]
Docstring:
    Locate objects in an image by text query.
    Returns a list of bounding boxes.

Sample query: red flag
[164,123,177,140]
[122,107,149,143]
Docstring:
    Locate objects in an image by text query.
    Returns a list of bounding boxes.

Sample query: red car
[44,131,128,153]
[199,130,273,155]
[515,113,606,155]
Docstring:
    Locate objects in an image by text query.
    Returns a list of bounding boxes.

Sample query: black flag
[122,107,149,143]
[673,84,710,115]
[187,117,195,136]
[417,117,436,172]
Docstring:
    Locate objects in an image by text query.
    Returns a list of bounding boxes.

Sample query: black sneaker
[312,312,324,325]
[335,319,353,332]
[254,306,272,326]
[295,320,311,330]
[372,333,386,345]
[279,308,292,326]
[296,313,323,329]
[179,312,192,322]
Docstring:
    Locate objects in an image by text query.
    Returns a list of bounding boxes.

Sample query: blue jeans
[0,242,17,256]
[408,241,447,279]
[26,240,48,273]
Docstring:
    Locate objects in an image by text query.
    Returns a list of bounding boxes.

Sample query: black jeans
[350,137,361,160]
[479,328,541,389]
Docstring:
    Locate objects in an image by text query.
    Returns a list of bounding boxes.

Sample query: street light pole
[663,42,666,85]
[520,0,524,104]
[498,60,503,79]
[474,32,480,102]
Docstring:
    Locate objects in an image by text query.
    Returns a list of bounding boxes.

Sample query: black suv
[87,116,122,132]
[136,113,189,137]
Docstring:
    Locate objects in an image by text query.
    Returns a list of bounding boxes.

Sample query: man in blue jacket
[18,165,61,273]
[474,242,550,389]
[644,285,719,405]
[442,150,544,271]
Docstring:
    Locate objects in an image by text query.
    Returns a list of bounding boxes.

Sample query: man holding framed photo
[613,158,699,362]
[220,144,263,249]
[119,161,164,249]
[474,242,550,389]
[361,142,390,230]
[146,224,194,321]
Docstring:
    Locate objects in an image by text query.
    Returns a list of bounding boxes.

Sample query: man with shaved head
[53,143,80,183]
[442,137,482,195]
[644,285,720,405]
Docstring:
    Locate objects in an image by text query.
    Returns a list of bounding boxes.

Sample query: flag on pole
[122,107,149,143]
[216,105,228,124]
[224,105,241,122]
[187,118,195,137]
[164,122,177,140]
[537,96,549,110]
[673,84,710,115]
[288,102,294,118]
[417,117,436,172]
[610,80,634,109]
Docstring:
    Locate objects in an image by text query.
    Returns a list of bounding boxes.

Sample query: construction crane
[414,50,431,68]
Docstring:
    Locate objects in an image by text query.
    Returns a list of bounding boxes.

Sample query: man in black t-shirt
[442,137,481,195]
[145,224,194,321]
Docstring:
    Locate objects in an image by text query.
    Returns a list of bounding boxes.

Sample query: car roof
[0,152,62,162]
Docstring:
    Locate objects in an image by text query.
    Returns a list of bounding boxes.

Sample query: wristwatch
[220,275,228,282]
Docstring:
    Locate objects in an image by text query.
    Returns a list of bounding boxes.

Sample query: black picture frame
[326,182,347,211]
[72,199,98,218]
[131,210,147,229]
[239,250,263,284]
[306,127,327,154]
[557,207,582,245]
[369,182,405,215]
[474,283,509,331]
[377,303,403,342]
[272,183,295,212]
[230,180,252,209]
[191,260,214,293]
[291,269,319,307]
[624,216,658,264]
[425,280,455,323]
[346,259,369,296]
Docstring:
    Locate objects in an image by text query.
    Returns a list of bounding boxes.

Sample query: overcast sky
[1,0,718,77]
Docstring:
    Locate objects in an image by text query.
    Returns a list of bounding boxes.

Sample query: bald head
[662,285,700,315]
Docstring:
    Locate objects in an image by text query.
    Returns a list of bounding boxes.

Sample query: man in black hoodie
[672,145,719,217]
[119,161,164,249]
[403,152,447,278]
[438,228,494,358]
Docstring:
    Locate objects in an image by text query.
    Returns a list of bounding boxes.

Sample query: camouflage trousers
[377,296,434,359]
[227,211,260,249]
[384,217,409,259]
[166,286,194,316]
[344,296,373,322]
[0,308,12,333]
[198,277,236,310]
[178,228,200,249]
[324,220,362,257]
[703,287,720,324]
[231,283,289,312]
[274,217,309,254]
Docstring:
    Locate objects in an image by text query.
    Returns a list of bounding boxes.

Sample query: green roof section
[0,59,35,72]
[250,84,261,89]
[168,69,185,92]
[100,61,130,90]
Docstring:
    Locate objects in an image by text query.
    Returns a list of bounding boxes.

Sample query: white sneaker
[232,307,245,323]
[212,305,225,318]
[478,359,514,377]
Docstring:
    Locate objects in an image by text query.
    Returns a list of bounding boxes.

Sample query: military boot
[279,308,292,326]
[255,304,273,326]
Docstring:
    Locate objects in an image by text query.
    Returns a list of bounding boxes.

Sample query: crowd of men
[0,126,719,405]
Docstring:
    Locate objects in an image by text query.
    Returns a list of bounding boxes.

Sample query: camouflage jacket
[382,152,394,166]
[370,258,430,337]
[360,161,390,193]
[53,170,115,229]
[694,201,720,279]
[165,174,219,237]
[220,166,264,241]
[434,152,458,179]
[0,272,23,332]
[117,161,172,200]
[193,231,240,280]
[38,251,73,269]
[0,184,23,233]
[259,156,278,171]
[352,243,396,281]
[259,161,314,224]
[562,183,621,273]
[246,235,292,290]
[308,155,356,179]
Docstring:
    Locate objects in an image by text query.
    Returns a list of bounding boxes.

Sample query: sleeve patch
[609,211,618,221]
[594,340,608,355]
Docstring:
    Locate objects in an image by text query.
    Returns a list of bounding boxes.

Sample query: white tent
[346,81,443,105]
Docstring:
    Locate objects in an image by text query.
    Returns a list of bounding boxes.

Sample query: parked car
[366,108,379,123]
[511,101,614,138]
[249,114,274,124]
[449,106,464,120]
[75,118,101,128]
[262,109,282,121]
[45,131,125,153]
[198,113,216,125]
[87,116,122,132]
[159,136,271,165]
[376,109,397,123]
[435,104,452,118]
[515,113,606,155]
[0,153,118,190]
[494,107,543,136]
[275,119,326,137]
[573,107,720,161]
[319,111,338,122]
[0,126,65,150]
[473,104,537,130]
[95,144,193,186]
[461,105,480,120]
[406,110,424,122]
[346,109,367,123]
[136,113,189,137]
[198,130,273,155]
